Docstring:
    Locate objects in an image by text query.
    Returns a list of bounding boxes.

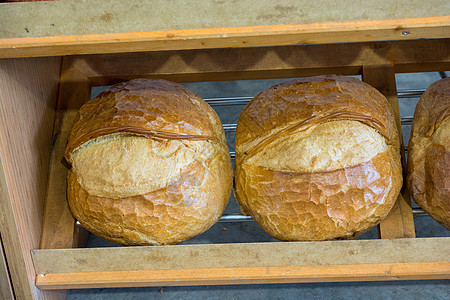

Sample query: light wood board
[39,60,91,250]
[362,64,415,239]
[1,0,449,38]
[0,16,449,58]
[36,262,450,290]
[32,238,450,289]
[0,57,62,299]
[33,238,450,274]
[0,235,14,300]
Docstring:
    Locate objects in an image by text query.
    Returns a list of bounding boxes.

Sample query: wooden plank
[362,64,415,239]
[73,225,90,249]
[0,57,61,299]
[2,0,449,39]
[35,261,450,290]
[0,235,14,300]
[40,59,92,250]
[378,194,416,239]
[32,238,449,274]
[0,16,449,59]
[69,38,450,86]
[0,158,21,299]
[39,109,79,250]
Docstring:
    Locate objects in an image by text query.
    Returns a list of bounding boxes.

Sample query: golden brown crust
[235,75,402,240]
[65,79,224,162]
[235,149,401,241]
[407,77,450,229]
[65,79,233,245]
[68,145,232,245]
[409,78,450,138]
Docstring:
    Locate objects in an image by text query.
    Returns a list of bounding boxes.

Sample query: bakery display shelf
[0,13,449,294]
[23,38,448,294]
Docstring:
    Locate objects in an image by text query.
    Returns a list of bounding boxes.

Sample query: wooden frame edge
[0,16,449,58]
[39,59,91,250]
[35,262,450,290]
[361,64,415,239]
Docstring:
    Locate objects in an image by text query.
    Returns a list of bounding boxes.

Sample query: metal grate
[216,88,426,222]
[75,88,428,228]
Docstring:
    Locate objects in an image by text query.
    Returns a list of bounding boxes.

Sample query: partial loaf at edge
[407,77,450,229]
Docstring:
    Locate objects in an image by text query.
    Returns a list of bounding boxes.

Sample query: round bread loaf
[65,79,233,245]
[407,77,449,229]
[234,75,402,241]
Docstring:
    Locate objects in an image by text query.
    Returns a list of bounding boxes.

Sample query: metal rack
[207,87,431,223]
[33,41,450,290]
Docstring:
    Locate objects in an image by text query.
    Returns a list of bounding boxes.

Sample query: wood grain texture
[0,57,61,299]
[1,0,449,38]
[0,156,31,299]
[40,59,91,250]
[362,64,416,239]
[35,262,450,290]
[0,235,14,300]
[32,238,449,274]
[69,38,450,86]
[0,16,449,58]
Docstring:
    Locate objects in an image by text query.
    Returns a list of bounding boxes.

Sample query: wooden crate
[0,2,449,299]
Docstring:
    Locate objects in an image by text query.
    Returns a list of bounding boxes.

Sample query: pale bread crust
[407,77,450,229]
[72,135,215,198]
[65,79,233,245]
[235,75,402,241]
[246,120,388,173]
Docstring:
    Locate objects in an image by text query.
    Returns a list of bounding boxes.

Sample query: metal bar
[223,116,414,132]
[205,89,425,107]
[218,209,428,223]
[412,208,426,216]
[401,116,414,125]
[205,96,252,106]
[218,214,253,222]
[397,89,425,98]
[222,124,237,131]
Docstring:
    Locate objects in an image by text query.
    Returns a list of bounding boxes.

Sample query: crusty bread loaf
[407,77,449,229]
[65,79,233,245]
[234,75,402,241]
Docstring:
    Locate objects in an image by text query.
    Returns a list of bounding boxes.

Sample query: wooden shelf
[0,0,449,58]
[32,38,450,294]
[33,238,450,289]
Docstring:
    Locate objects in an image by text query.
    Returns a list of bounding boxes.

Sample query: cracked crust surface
[65,79,233,245]
[235,75,402,240]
